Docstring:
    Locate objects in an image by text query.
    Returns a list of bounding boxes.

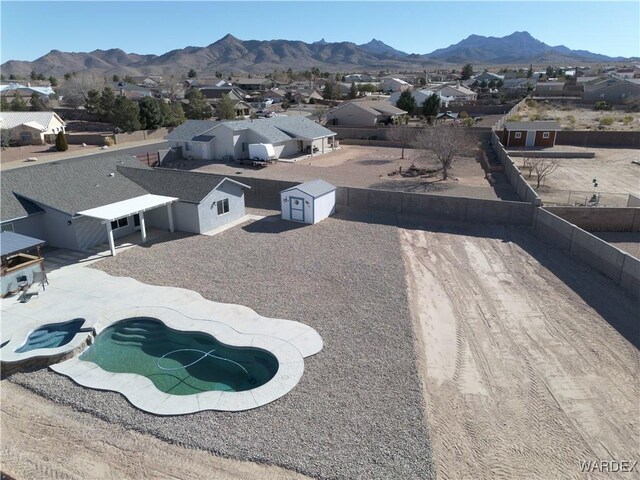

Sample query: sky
[1,1,639,62]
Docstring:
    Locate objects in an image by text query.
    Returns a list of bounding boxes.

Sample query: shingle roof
[282,179,336,198]
[0,231,46,257]
[504,121,561,131]
[332,100,406,117]
[0,112,63,130]
[254,117,335,140]
[118,167,249,203]
[1,154,149,221]
[166,120,219,142]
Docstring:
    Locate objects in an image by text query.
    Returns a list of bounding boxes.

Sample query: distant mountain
[424,31,626,64]
[0,32,629,78]
[358,39,409,57]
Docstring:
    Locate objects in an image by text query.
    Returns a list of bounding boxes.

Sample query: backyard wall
[223,175,534,225]
[544,207,640,232]
[114,128,171,144]
[490,131,541,205]
[555,131,640,148]
[533,208,640,297]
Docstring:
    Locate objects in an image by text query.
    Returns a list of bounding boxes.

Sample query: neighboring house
[0,154,249,256]
[199,86,247,103]
[233,78,275,92]
[502,121,560,148]
[0,111,66,145]
[0,83,55,101]
[263,89,286,104]
[344,74,377,83]
[280,180,336,224]
[326,100,406,126]
[473,72,505,84]
[582,77,640,104]
[117,167,250,234]
[436,111,459,122]
[113,82,154,100]
[435,84,477,102]
[380,78,411,93]
[534,82,566,96]
[292,89,323,104]
[389,89,455,109]
[167,117,337,161]
[502,78,537,95]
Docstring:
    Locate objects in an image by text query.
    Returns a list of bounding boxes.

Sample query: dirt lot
[400,224,639,479]
[1,382,309,480]
[515,101,640,131]
[0,143,105,167]
[514,146,640,206]
[173,145,513,200]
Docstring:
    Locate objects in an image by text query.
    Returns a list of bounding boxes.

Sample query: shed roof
[0,112,63,130]
[281,179,336,198]
[166,120,218,142]
[504,121,561,131]
[0,231,45,257]
[118,167,250,204]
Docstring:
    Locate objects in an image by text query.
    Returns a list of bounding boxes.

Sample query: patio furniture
[32,271,49,291]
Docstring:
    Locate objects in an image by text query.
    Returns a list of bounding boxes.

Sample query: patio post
[139,211,147,243]
[322,137,325,154]
[167,204,174,232]
[105,221,116,256]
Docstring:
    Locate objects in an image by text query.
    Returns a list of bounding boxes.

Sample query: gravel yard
[9,212,436,480]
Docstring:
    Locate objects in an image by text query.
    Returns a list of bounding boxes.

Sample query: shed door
[290,196,305,222]
[525,131,535,147]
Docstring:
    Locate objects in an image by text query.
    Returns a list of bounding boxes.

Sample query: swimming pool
[15,319,87,353]
[79,317,279,395]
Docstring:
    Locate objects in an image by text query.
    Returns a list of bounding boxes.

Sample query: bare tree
[386,123,416,159]
[311,106,328,123]
[522,155,534,178]
[57,74,105,109]
[411,126,474,180]
[532,158,559,188]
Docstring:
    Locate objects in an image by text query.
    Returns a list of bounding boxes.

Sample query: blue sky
[1,1,639,62]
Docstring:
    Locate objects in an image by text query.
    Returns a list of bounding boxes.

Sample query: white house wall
[313,191,336,223]
[198,182,246,232]
[146,201,200,233]
[328,103,375,126]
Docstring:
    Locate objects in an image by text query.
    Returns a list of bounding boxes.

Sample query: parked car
[255,110,274,118]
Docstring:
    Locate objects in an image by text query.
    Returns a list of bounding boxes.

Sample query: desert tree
[312,106,328,123]
[9,93,28,111]
[461,63,474,80]
[184,88,213,120]
[112,95,141,132]
[522,155,534,178]
[58,73,102,109]
[159,101,186,127]
[531,158,559,188]
[421,93,440,125]
[396,90,416,115]
[138,96,163,129]
[411,125,474,180]
[55,131,68,151]
[98,87,116,122]
[0,96,9,111]
[386,123,416,159]
[215,94,237,120]
[349,82,358,99]
[187,69,197,79]
[29,92,49,111]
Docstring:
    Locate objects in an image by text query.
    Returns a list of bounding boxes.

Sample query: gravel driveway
[10,212,436,480]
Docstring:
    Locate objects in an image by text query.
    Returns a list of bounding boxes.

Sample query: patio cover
[77,194,177,222]
[0,231,45,258]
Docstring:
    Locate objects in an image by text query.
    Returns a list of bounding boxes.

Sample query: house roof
[331,100,406,117]
[281,179,336,198]
[504,121,561,131]
[234,78,273,85]
[1,154,149,221]
[118,166,250,204]
[0,112,64,130]
[166,120,219,142]
[0,231,46,257]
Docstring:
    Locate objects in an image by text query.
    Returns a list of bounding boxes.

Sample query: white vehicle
[248,143,276,163]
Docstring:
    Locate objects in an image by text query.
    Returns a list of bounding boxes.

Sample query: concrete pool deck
[1,267,322,413]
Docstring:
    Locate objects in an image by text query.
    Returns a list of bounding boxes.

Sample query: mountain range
[1,31,631,78]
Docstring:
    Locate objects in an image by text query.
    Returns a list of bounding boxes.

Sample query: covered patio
[78,194,177,256]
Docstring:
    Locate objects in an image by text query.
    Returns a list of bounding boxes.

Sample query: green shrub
[55,131,68,151]
[459,111,469,119]
[525,99,537,108]
[565,114,576,124]
[509,114,522,121]
[594,101,613,111]
[622,115,634,125]
[599,116,614,126]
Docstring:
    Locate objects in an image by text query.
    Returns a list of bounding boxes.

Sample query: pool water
[79,317,279,395]
[15,319,87,353]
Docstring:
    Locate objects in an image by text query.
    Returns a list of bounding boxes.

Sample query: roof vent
[108,172,115,177]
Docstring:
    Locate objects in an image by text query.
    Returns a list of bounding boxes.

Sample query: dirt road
[1,381,310,480]
[400,226,639,479]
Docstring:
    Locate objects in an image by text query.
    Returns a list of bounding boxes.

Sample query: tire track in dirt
[400,226,639,480]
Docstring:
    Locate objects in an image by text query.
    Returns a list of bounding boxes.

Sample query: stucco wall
[198,181,246,232]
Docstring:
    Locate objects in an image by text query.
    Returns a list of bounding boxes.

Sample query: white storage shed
[280,180,336,224]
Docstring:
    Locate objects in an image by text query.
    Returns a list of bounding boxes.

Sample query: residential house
[389,89,455,109]
[0,111,66,145]
[344,74,377,83]
[326,100,406,126]
[0,83,55,101]
[582,77,640,104]
[0,154,250,256]
[233,78,275,92]
[502,121,560,148]
[292,89,323,104]
[472,72,505,84]
[435,84,477,103]
[380,78,411,93]
[167,117,337,161]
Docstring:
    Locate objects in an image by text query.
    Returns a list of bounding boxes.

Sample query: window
[185,142,192,151]
[542,132,550,139]
[1,223,14,232]
[110,217,129,230]
[514,132,522,139]
[20,131,32,144]
[217,198,230,215]
[242,142,247,152]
